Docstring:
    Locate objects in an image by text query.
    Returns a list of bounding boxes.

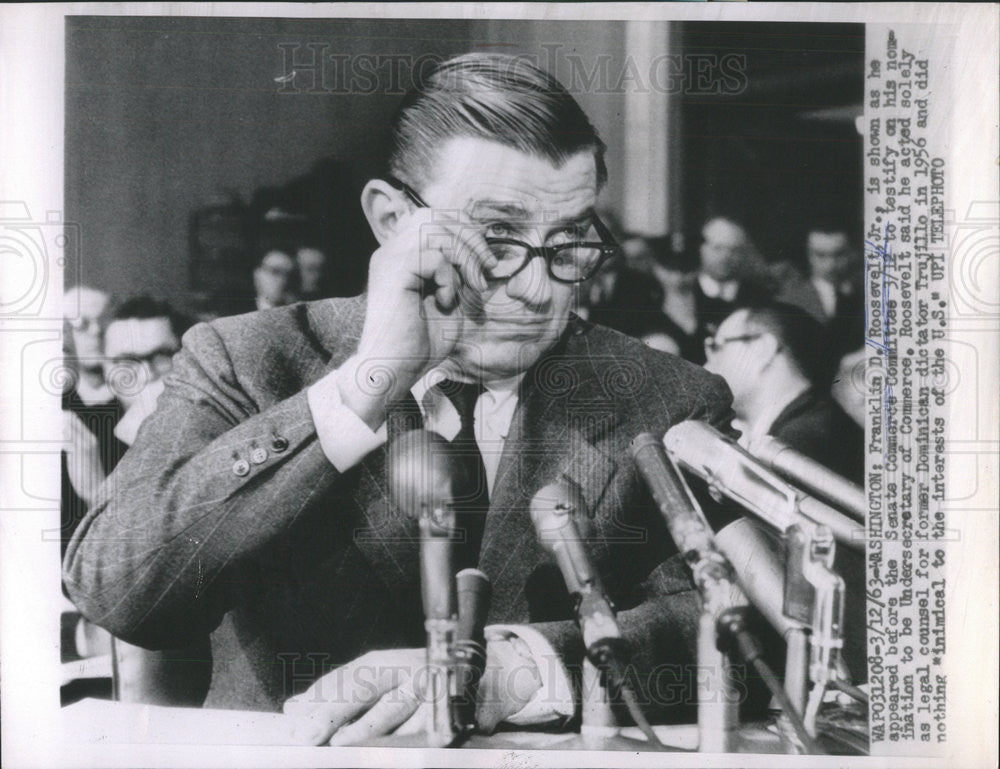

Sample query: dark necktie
[434,380,489,571]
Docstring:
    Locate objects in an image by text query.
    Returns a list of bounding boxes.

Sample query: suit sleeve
[518,371,748,725]
[63,322,346,650]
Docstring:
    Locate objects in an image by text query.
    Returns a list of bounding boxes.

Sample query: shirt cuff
[485,624,575,727]
[307,371,387,472]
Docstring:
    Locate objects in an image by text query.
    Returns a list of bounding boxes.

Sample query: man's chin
[453,338,553,382]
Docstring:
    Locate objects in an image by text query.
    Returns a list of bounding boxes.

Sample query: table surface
[60,699,786,752]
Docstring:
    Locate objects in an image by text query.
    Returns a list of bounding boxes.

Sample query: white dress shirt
[810,277,839,318]
[698,272,740,302]
[306,366,574,726]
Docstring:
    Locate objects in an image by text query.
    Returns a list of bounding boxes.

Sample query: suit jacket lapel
[479,330,619,619]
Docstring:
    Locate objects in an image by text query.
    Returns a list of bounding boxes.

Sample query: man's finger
[326,685,421,746]
[452,227,496,293]
[432,260,458,312]
[287,662,386,744]
[391,701,430,736]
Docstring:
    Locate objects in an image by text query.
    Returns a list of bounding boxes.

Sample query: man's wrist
[332,355,397,431]
[307,365,388,472]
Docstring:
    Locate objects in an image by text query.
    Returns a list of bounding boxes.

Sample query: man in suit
[703,302,862,482]
[64,54,739,744]
[659,217,773,363]
[776,225,864,357]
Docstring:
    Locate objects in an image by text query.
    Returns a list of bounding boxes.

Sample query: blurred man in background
[660,217,773,363]
[252,248,298,311]
[102,296,189,445]
[295,246,330,301]
[777,224,863,357]
[703,302,862,484]
[63,285,113,405]
[62,285,120,552]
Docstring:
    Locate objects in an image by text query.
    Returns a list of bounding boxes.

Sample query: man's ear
[361,179,410,245]
[758,332,783,366]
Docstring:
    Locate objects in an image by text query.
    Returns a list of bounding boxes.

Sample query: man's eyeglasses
[703,333,763,354]
[388,177,621,285]
[110,347,178,373]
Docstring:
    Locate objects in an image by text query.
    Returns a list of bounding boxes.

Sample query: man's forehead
[104,317,176,353]
[808,231,849,250]
[65,287,108,317]
[425,137,598,219]
[719,310,750,336]
[263,250,294,267]
[705,220,745,244]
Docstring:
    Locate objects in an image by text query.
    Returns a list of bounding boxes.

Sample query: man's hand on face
[283,640,542,746]
[335,207,498,429]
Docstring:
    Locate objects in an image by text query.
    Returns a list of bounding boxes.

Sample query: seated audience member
[102,296,189,445]
[703,302,866,682]
[703,302,862,483]
[61,285,123,550]
[64,53,750,738]
[660,217,774,363]
[63,285,113,405]
[296,246,330,300]
[587,236,689,356]
[252,248,299,311]
[776,224,864,356]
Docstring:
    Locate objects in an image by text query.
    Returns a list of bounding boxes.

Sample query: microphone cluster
[387,418,864,753]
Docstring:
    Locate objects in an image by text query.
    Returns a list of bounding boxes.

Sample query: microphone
[387,429,461,619]
[630,433,748,752]
[452,568,490,734]
[387,429,462,747]
[664,421,864,551]
[630,433,746,609]
[529,481,671,750]
[746,434,865,522]
[529,480,624,662]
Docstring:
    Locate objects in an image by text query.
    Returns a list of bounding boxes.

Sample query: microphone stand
[631,435,745,752]
[663,423,848,746]
[388,429,489,748]
[418,508,460,748]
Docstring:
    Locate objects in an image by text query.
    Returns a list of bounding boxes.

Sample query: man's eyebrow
[467,201,596,226]
[466,200,530,220]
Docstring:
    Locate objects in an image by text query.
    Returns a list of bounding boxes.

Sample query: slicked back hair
[388,53,607,191]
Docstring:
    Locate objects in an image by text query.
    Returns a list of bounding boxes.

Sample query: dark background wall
[679,22,865,265]
[66,17,862,309]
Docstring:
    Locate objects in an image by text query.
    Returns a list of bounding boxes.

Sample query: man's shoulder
[191,296,365,358]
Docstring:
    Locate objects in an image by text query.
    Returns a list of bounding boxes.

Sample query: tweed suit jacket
[64,296,738,717]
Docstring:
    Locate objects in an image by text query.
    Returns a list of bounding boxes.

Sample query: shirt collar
[698,273,739,301]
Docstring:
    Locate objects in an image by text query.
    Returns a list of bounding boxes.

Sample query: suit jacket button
[270,436,289,453]
[249,447,268,464]
[232,458,251,477]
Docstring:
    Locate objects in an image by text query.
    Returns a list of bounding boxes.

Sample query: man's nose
[504,255,552,308]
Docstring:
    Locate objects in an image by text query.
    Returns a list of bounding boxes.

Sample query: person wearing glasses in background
[65,54,743,743]
[101,296,190,446]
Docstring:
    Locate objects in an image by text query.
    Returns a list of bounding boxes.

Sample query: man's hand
[335,208,497,429]
[284,639,542,746]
